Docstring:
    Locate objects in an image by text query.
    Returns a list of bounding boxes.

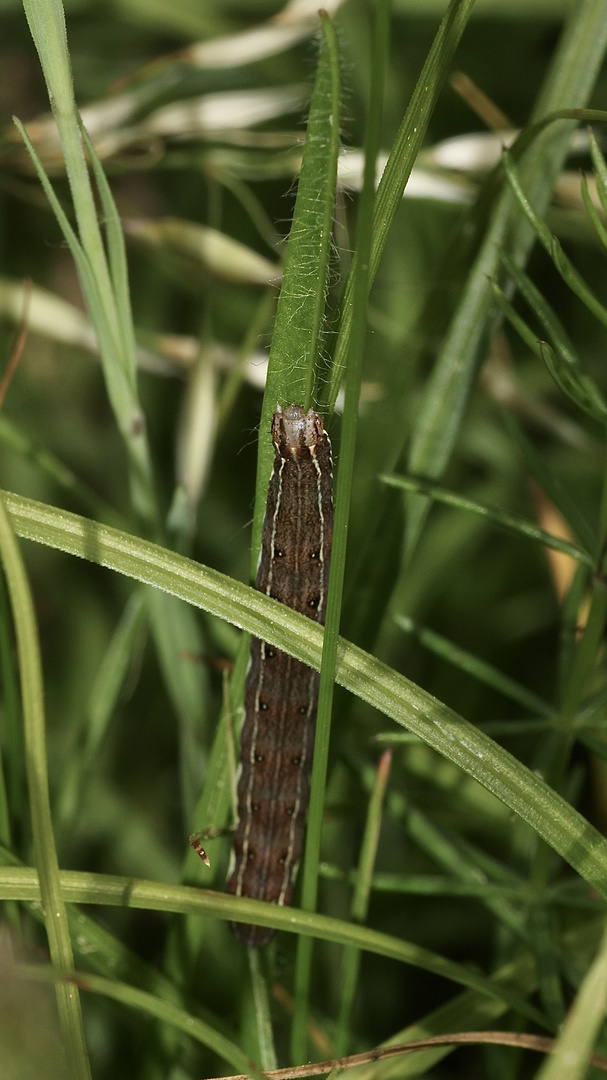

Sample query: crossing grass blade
[5,490,607,905]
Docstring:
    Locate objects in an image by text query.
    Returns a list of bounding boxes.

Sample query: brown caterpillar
[226,404,333,947]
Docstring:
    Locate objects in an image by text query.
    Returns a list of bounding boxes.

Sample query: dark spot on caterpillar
[265,648,276,658]
[252,803,260,812]
[285,807,294,816]
[291,756,301,766]
[278,856,286,865]
[309,550,320,560]
[274,548,284,558]
[255,753,265,763]
[308,595,320,609]
[248,851,255,861]
[259,701,269,711]
[298,705,308,715]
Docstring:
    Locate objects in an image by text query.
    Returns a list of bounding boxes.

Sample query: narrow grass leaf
[146,588,208,825]
[13,117,154,524]
[319,866,522,901]
[335,750,392,1056]
[0,494,91,1078]
[325,0,478,408]
[402,805,528,941]
[529,905,565,1029]
[15,59,156,524]
[498,250,581,369]
[0,414,124,527]
[248,950,278,1072]
[559,577,607,729]
[395,615,555,718]
[12,119,118,365]
[21,964,267,1080]
[346,918,605,1080]
[488,278,545,358]
[381,473,593,566]
[498,251,607,421]
[540,341,607,423]
[580,170,607,253]
[404,0,607,555]
[252,13,340,563]
[503,149,607,332]
[185,665,241,888]
[170,674,240,987]
[503,416,597,556]
[78,117,137,379]
[535,920,607,1080]
[589,128,607,216]
[0,570,23,826]
[56,591,147,829]
[21,0,119,344]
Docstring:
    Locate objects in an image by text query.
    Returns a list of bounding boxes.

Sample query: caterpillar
[226,404,334,947]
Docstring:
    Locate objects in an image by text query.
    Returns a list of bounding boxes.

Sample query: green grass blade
[381,472,593,566]
[530,904,565,1028]
[146,588,208,825]
[559,578,607,728]
[0,867,549,1024]
[395,615,555,718]
[20,0,118,341]
[0,414,124,528]
[291,4,386,1057]
[488,276,546,359]
[497,250,607,422]
[183,667,240,889]
[20,964,266,1080]
[77,117,137,379]
[0,493,91,1078]
[324,0,478,408]
[535,920,607,1080]
[589,128,607,215]
[13,117,156,527]
[499,250,581,367]
[12,118,117,360]
[405,0,607,554]
[252,13,340,564]
[541,341,607,423]
[580,171,607,253]
[56,591,147,830]
[345,919,604,1080]
[0,843,194,1015]
[0,570,23,829]
[17,0,158,527]
[5,491,607,903]
[319,866,524,900]
[247,950,277,1072]
[401,804,528,940]
[503,148,607,332]
[335,750,392,1056]
[503,415,597,555]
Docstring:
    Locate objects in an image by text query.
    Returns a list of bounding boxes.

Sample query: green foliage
[2,0,607,1078]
